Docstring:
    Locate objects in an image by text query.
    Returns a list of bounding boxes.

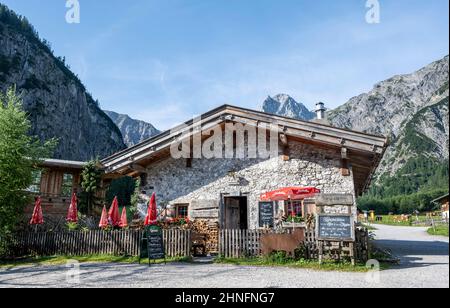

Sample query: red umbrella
[144,193,158,226]
[66,193,78,223]
[108,197,121,227]
[260,187,320,201]
[30,196,44,225]
[99,205,109,229]
[119,207,128,228]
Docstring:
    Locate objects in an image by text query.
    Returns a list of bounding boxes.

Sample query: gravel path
[0,224,448,288]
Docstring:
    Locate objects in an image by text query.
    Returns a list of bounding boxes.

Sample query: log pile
[192,219,219,254]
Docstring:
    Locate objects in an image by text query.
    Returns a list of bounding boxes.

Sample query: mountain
[0,4,126,161]
[262,57,449,213]
[328,56,449,213]
[328,56,449,177]
[104,111,160,147]
[261,94,315,120]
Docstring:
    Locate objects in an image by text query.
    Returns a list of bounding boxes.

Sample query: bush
[264,251,293,264]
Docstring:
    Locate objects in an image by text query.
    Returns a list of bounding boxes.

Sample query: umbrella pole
[290,198,295,233]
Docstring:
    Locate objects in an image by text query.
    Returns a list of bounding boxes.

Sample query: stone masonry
[143,139,356,229]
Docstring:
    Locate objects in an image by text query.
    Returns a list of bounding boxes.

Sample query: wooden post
[349,242,355,266]
[318,240,324,265]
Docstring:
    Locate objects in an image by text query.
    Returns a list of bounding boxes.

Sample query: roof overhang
[101,105,389,195]
[432,193,450,204]
[39,158,86,170]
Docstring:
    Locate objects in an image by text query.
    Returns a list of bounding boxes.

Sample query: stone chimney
[315,102,326,120]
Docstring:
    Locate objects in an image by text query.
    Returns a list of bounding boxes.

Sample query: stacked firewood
[192,219,219,254]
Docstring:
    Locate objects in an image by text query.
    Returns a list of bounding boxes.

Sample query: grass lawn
[370,215,436,227]
[0,255,191,269]
[214,256,385,272]
[427,225,449,237]
[360,223,377,230]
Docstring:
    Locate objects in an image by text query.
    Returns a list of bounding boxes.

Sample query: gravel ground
[0,224,448,288]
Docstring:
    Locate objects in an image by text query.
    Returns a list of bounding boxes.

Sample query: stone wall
[143,139,356,229]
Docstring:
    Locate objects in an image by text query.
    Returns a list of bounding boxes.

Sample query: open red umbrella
[144,193,158,226]
[260,187,320,202]
[119,207,128,228]
[30,196,44,225]
[66,193,78,223]
[99,205,109,229]
[108,197,120,227]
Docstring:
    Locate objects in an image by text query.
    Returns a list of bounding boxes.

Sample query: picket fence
[219,228,369,262]
[1,229,191,258]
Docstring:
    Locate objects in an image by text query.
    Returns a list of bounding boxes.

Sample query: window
[176,204,189,218]
[61,173,73,197]
[27,170,42,193]
[285,201,303,218]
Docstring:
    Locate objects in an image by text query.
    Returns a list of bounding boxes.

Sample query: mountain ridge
[0,4,126,161]
[261,94,315,120]
[104,110,161,147]
[328,55,449,177]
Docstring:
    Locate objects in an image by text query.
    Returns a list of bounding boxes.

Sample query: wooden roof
[101,105,389,195]
[40,158,86,170]
[432,193,450,204]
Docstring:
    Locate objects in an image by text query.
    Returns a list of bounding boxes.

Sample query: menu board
[147,228,165,260]
[259,202,274,228]
[317,215,354,241]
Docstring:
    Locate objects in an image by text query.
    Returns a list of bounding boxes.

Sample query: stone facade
[143,139,356,229]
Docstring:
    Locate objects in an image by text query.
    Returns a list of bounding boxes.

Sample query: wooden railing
[1,229,191,258]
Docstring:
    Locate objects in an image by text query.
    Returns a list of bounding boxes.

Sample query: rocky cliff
[104,110,160,147]
[261,94,315,120]
[328,56,449,176]
[0,5,126,161]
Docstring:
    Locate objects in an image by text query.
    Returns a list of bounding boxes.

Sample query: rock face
[0,8,126,161]
[328,56,449,176]
[104,111,160,147]
[262,94,315,120]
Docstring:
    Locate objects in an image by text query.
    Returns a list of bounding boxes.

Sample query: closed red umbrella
[30,196,44,225]
[144,193,158,226]
[108,197,120,227]
[119,207,128,228]
[66,193,78,223]
[99,205,109,229]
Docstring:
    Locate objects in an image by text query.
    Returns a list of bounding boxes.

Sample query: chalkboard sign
[259,202,274,228]
[139,227,166,265]
[147,228,166,261]
[316,214,355,241]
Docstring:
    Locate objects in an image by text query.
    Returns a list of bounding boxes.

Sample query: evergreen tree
[0,88,56,236]
[105,176,136,208]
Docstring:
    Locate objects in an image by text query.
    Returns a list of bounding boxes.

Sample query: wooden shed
[25,159,86,217]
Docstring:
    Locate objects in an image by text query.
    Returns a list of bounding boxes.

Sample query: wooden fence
[163,229,192,258]
[219,228,369,262]
[1,229,191,258]
[219,229,263,258]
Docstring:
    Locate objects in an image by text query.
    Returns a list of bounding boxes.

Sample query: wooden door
[224,198,240,229]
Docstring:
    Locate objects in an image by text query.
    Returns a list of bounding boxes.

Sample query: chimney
[315,102,326,120]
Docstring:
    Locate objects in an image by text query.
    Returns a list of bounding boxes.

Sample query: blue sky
[1,0,449,129]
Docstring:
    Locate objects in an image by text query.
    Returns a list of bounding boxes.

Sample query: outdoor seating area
[1,181,370,266]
